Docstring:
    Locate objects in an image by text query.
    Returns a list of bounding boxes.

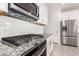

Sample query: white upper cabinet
[0,3,8,12]
[37,3,48,25]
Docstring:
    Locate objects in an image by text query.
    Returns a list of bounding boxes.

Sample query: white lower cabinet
[77,33,79,47]
[47,35,53,56]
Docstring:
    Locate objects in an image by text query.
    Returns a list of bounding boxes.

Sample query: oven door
[21,40,46,56]
[32,44,46,56]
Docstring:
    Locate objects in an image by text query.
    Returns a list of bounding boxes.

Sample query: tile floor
[51,43,79,56]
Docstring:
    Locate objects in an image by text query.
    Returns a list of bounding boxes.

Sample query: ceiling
[46,3,62,10]
[46,3,79,12]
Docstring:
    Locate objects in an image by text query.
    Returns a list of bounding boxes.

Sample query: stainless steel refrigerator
[60,19,77,47]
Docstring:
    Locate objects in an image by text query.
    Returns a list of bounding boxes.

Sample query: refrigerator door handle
[73,20,77,35]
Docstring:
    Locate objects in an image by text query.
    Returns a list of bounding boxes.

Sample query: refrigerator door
[68,20,77,37]
[65,20,77,37]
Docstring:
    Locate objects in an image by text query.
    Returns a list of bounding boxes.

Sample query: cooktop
[1,34,44,46]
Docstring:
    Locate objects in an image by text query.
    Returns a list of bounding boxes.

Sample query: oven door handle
[38,47,46,56]
[32,46,46,56]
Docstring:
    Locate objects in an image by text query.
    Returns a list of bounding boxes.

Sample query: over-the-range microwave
[8,3,39,21]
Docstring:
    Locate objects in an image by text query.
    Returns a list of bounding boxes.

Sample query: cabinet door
[47,37,51,56]
[0,3,8,12]
[43,5,48,25]
[77,33,79,46]
[50,35,53,50]
[37,3,48,25]
[47,35,53,56]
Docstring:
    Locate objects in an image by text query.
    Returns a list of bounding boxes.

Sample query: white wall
[44,9,61,44]
[0,16,43,39]
[62,9,79,20]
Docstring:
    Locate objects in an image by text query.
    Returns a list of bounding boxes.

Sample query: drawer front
[62,37,77,46]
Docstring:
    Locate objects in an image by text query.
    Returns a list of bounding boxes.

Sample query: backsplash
[0,16,43,39]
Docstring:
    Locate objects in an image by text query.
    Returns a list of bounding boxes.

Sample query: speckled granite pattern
[0,40,35,56]
[0,34,52,56]
[0,38,46,56]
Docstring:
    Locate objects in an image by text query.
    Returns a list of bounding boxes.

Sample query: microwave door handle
[36,6,39,17]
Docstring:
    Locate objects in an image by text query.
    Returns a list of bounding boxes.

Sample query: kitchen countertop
[0,40,35,56]
[44,34,53,38]
[0,34,53,56]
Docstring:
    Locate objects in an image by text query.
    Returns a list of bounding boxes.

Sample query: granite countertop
[0,38,46,56]
[44,34,53,38]
[0,34,52,56]
[0,40,35,56]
